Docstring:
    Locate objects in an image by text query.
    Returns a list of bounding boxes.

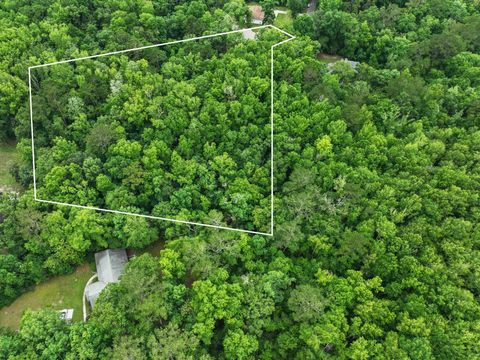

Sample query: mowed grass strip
[0,264,93,330]
[0,141,20,190]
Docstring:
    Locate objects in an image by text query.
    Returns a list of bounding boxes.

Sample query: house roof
[85,281,106,307]
[95,249,128,283]
[344,59,360,68]
[242,28,257,40]
[249,5,265,21]
[327,58,360,73]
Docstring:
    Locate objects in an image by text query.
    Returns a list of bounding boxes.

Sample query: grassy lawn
[246,3,293,30]
[0,264,93,330]
[0,239,165,331]
[274,8,293,30]
[0,141,20,191]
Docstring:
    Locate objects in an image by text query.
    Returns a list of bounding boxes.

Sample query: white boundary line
[270,33,296,234]
[35,198,274,236]
[28,25,295,237]
[28,67,37,199]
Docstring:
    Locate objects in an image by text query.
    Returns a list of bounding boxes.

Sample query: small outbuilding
[327,58,360,73]
[58,309,74,322]
[85,249,128,308]
[85,281,107,308]
[242,28,257,40]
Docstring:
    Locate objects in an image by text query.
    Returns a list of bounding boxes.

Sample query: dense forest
[30,31,282,235]
[1,0,479,359]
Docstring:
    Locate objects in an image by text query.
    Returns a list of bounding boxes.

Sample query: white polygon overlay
[28,25,295,236]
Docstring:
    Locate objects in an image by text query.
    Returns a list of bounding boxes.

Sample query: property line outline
[28,25,295,237]
[28,67,37,199]
[35,198,274,236]
[28,25,294,70]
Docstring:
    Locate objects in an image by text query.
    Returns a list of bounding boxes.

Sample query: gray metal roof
[95,249,128,283]
[327,58,360,73]
[85,281,106,308]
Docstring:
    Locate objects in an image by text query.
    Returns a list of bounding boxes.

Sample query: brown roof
[249,5,265,21]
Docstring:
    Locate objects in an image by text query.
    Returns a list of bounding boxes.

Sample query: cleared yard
[0,141,20,191]
[273,8,293,30]
[0,237,165,330]
[317,52,343,63]
[0,264,93,330]
[246,2,293,30]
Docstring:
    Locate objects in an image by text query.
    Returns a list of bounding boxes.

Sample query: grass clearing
[0,141,20,191]
[0,238,164,331]
[0,264,93,330]
[274,8,293,30]
[317,52,343,63]
[246,3,293,31]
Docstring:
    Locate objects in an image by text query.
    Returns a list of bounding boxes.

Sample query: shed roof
[95,249,128,283]
[327,58,360,73]
[242,28,257,40]
[85,281,106,308]
[59,309,74,321]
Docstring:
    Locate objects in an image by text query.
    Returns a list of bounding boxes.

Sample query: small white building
[274,9,288,17]
[58,309,74,322]
[327,59,360,73]
[85,249,128,308]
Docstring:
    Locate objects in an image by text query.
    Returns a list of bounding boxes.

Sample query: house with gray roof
[85,249,128,308]
[327,58,360,73]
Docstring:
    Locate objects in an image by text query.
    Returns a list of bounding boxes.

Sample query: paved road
[307,0,317,13]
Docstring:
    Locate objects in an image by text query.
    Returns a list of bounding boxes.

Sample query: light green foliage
[159,248,186,281]
[17,309,71,359]
[191,269,243,344]
[223,329,259,359]
[315,135,333,158]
